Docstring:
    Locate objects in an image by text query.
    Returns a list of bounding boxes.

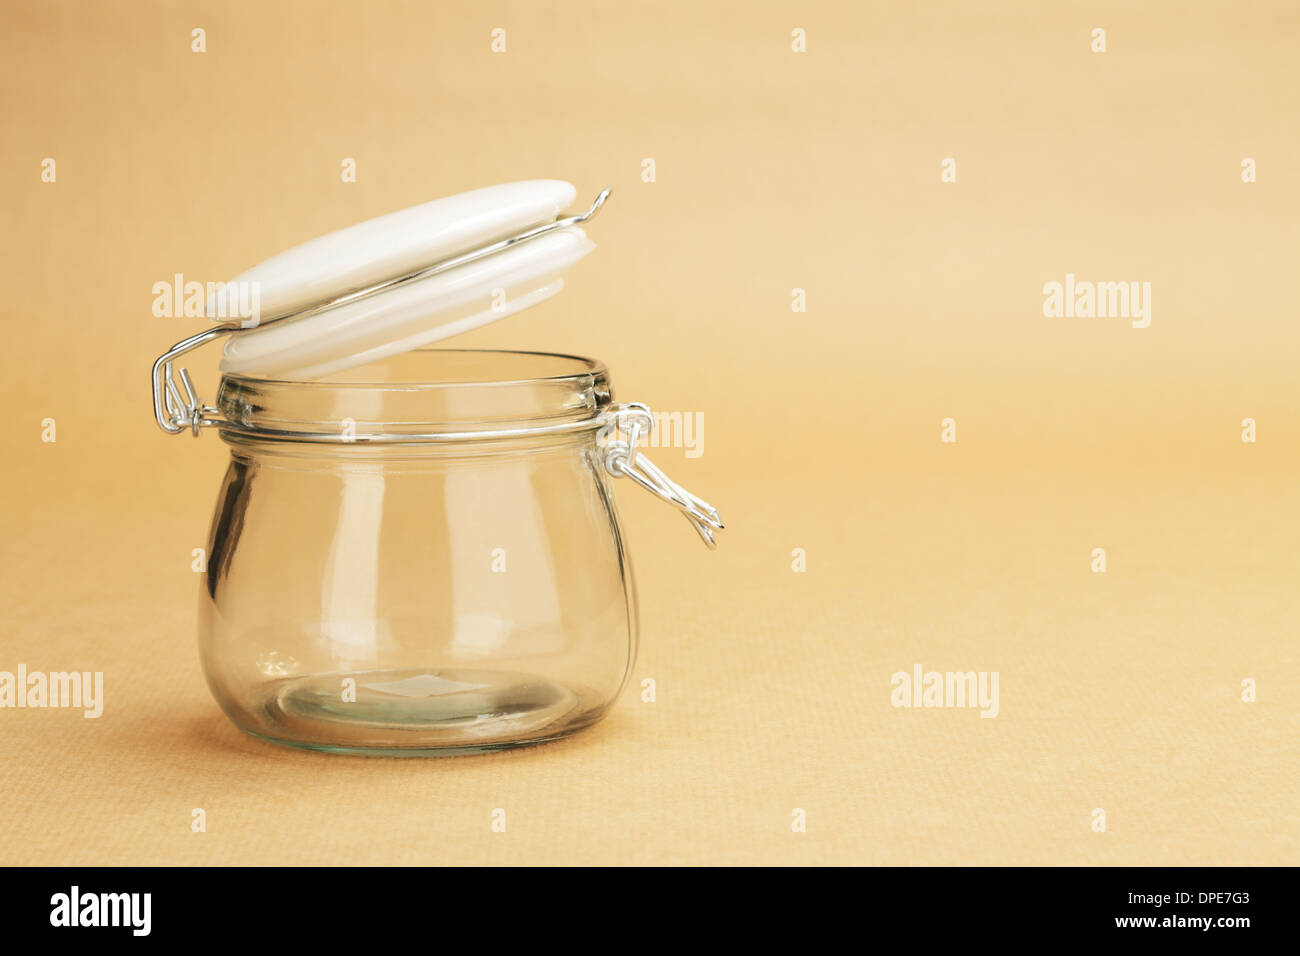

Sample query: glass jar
[196,349,672,756]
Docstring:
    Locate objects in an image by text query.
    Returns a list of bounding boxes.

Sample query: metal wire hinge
[599,403,725,549]
[152,326,235,435]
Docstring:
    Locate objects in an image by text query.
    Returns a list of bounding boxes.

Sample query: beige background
[1,0,1297,865]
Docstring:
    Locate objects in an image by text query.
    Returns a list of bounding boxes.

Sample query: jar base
[230,667,608,756]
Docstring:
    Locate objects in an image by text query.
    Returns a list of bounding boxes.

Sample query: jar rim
[222,348,607,389]
[214,348,613,443]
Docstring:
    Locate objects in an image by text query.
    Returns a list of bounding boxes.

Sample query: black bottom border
[7,866,1285,941]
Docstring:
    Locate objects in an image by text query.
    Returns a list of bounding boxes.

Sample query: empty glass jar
[197,349,647,755]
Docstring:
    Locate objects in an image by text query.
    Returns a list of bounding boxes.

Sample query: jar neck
[214,349,612,445]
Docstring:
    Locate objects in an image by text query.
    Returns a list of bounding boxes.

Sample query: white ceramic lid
[214,180,596,378]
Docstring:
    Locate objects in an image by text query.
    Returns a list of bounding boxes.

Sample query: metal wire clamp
[599,403,725,549]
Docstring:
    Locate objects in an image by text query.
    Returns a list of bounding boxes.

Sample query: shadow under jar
[198,349,638,756]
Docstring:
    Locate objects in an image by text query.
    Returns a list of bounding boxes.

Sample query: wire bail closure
[148,187,723,547]
[152,326,234,435]
[599,403,725,549]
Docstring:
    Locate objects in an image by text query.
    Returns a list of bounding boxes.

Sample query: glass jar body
[196,353,637,755]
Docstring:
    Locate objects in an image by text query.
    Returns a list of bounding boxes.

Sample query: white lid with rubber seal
[214,179,600,378]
